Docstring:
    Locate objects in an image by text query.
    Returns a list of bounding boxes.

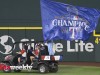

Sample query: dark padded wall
[0,0,41,26]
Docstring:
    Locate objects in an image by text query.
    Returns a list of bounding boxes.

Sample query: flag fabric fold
[40,0,100,41]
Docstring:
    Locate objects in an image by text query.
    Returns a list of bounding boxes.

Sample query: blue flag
[40,0,100,41]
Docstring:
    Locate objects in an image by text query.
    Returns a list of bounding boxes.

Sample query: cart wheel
[49,64,58,73]
[3,63,11,73]
[38,64,48,73]
[14,69,21,72]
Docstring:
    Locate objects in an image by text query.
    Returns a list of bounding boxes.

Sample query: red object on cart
[0,63,10,71]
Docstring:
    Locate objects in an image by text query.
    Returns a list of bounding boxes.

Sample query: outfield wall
[0,29,100,62]
[0,0,100,62]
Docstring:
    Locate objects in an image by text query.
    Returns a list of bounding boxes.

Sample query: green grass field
[0,65,100,75]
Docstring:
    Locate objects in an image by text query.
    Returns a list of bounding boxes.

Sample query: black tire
[38,64,48,73]
[14,69,21,72]
[49,64,58,73]
[3,63,11,73]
